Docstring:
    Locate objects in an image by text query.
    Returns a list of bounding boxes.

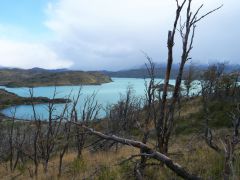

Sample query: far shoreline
[0,88,71,120]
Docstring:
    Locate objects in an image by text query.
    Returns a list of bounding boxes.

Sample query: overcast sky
[0,0,239,70]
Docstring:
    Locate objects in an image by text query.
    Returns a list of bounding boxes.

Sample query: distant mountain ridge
[0,63,239,82]
[28,67,70,73]
[102,63,240,79]
[102,64,195,79]
[0,68,112,87]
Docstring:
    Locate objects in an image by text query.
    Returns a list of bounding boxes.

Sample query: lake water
[0,78,200,120]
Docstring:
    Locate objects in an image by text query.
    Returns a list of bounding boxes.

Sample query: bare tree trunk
[138,57,157,176]
[156,0,222,154]
[156,0,186,154]
[8,109,16,172]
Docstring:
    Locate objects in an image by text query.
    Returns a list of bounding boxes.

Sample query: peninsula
[0,68,112,87]
[0,88,70,111]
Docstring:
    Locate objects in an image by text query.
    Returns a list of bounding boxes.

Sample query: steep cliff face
[0,68,112,87]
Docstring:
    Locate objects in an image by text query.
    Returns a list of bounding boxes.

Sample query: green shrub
[208,101,233,128]
[98,165,119,180]
[69,157,87,175]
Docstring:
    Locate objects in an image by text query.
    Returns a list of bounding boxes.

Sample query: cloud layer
[0,0,239,70]
[0,39,73,69]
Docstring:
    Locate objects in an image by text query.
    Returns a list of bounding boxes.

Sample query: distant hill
[29,67,69,73]
[102,63,240,79]
[0,68,112,87]
[102,65,189,79]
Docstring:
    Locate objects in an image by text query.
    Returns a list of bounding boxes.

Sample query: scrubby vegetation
[1,0,239,179]
[0,61,239,180]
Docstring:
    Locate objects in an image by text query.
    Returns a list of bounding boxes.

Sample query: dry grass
[0,97,239,180]
[0,146,139,180]
[180,97,202,118]
[1,133,239,177]
[1,133,239,180]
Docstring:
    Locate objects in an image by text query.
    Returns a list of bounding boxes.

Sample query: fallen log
[72,122,201,180]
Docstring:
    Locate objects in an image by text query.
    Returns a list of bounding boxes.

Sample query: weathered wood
[73,122,201,180]
[156,0,222,154]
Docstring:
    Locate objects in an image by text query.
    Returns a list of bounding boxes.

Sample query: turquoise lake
[0,78,200,120]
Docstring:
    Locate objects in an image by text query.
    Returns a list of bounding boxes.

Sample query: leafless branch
[192,5,223,25]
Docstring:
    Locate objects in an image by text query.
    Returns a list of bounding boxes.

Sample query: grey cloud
[44,0,240,70]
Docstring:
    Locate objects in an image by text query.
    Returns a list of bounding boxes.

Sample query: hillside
[0,89,70,110]
[102,63,240,79]
[0,68,112,87]
[102,65,199,79]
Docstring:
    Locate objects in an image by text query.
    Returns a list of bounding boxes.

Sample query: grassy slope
[0,97,239,179]
[0,69,112,87]
[0,133,235,180]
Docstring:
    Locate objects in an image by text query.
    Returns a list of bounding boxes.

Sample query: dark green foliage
[119,161,135,180]
[69,157,87,175]
[175,100,235,135]
[98,165,119,180]
[207,100,233,128]
[175,117,202,135]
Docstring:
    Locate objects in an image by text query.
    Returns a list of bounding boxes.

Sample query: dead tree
[74,92,101,158]
[73,122,201,180]
[107,86,142,136]
[201,71,240,179]
[231,71,240,97]
[58,121,71,177]
[58,108,71,177]
[4,111,28,173]
[225,105,240,179]
[119,87,139,133]
[104,86,142,157]
[34,87,69,173]
[41,88,58,172]
[29,88,72,176]
[203,103,240,179]
[58,90,78,176]
[138,56,158,177]
[7,108,17,172]
[183,63,197,98]
[29,88,41,176]
[156,0,222,154]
